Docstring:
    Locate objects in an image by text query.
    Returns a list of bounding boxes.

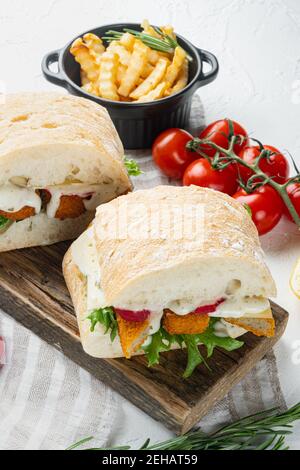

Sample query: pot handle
[197,48,219,86]
[41,49,67,87]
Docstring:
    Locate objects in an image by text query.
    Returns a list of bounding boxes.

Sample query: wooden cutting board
[0,242,288,434]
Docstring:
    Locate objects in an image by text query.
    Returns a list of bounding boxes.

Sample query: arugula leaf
[142,319,244,378]
[142,328,174,366]
[196,318,244,358]
[0,215,13,234]
[124,158,143,176]
[181,334,209,378]
[87,307,118,342]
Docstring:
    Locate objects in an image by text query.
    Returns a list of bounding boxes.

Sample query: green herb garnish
[103,26,192,61]
[124,158,143,176]
[67,402,300,450]
[88,308,243,378]
[87,307,118,342]
[0,215,13,234]
[143,319,243,378]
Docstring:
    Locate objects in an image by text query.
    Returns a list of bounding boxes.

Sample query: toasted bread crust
[225,317,275,337]
[93,186,276,308]
[116,314,150,358]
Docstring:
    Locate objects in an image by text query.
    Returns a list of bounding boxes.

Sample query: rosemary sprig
[187,129,300,227]
[67,402,300,450]
[103,27,192,61]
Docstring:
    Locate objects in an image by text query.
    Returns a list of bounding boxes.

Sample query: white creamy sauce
[71,229,270,345]
[166,299,196,315]
[0,183,41,213]
[209,296,270,318]
[45,183,102,218]
[0,182,102,219]
[166,296,270,318]
[71,227,106,312]
[214,319,247,338]
[148,311,164,335]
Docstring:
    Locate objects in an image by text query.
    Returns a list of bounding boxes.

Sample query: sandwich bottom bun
[63,243,275,359]
[0,212,94,253]
[63,248,181,358]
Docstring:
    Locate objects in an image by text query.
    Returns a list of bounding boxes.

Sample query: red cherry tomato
[238,145,289,184]
[115,308,150,322]
[152,128,195,179]
[183,158,239,195]
[199,119,249,157]
[232,185,284,235]
[283,183,300,222]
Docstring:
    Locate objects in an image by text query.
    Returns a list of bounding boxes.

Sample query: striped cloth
[0,95,286,450]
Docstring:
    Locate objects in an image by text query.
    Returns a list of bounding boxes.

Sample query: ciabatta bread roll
[63,186,277,376]
[0,92,132,252]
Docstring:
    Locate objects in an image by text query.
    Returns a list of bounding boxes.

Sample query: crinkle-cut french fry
[116,64,127,86]
[137,81,168,102]
[141,19,162,39]
[119,32,135,51]
[161,24,176,39]
[140,62,154,79]
[98,52,120,101]
[147,49,171,65]
[83,33,105,62]
[80,70,89,86]
[81,81,99,96]
[130,58,169,100]
[70,38,100,83]
[107,40,131,66]
[165,46,186,87]
[169,58,188,94]
[118,40,148,97]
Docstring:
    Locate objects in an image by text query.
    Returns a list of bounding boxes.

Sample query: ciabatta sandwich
[63,185,276,377]
[0,92,132,252]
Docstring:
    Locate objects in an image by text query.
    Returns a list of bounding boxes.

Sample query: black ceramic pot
[42,23,219,149]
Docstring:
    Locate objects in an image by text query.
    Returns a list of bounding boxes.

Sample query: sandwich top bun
[93,185,276,311]
[0,92,130,189]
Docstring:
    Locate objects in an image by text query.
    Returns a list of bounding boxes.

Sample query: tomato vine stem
[187,136,300,228]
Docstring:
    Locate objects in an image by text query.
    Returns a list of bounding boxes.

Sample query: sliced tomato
[115,308,151,322]
[232,185,284,235]
[194,298,225,314]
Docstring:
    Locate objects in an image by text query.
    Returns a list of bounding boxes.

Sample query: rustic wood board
[0,242,288,434]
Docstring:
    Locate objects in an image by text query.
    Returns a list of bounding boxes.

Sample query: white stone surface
[1,0,300,449]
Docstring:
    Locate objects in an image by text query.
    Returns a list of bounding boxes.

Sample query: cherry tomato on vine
[232,185,284,235]
[152,128,195,179]
[183,158,239,195]
[238,145,289,184]
[199,119,249,157]
[283,182,300,222]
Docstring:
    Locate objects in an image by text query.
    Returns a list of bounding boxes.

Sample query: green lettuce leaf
[195,318,244,358]
[0,215,13,234]
[124,158,143,176]
[142,328,175,366]
[181,334,210,378]
[87,307,244,378]
[142,318,244,378]
[87,307,118,342]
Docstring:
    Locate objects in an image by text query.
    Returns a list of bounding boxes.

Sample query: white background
[1,0,300,449]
